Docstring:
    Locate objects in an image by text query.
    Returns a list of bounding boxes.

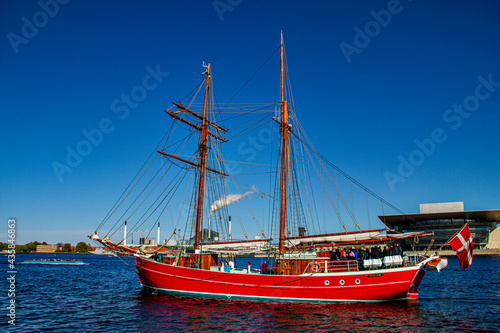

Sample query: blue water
[1,254,499,332]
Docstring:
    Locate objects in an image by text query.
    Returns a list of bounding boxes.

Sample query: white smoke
[209,186,256,215]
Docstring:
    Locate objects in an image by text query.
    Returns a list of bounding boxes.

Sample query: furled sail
[202,239,272,250]
[285,229,385,247]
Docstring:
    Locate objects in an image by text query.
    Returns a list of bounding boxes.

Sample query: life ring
[312,261,320,273]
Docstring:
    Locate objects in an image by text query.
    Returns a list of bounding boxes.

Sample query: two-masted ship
[90,32,445,302]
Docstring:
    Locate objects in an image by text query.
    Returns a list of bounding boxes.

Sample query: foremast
[158,62,227,250]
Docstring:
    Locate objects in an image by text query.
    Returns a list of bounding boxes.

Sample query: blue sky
[1,0,499,245]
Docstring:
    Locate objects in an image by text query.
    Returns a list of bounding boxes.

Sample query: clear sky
[1,0,499,245]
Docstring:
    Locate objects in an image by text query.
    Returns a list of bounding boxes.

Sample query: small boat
[23,259,87,265]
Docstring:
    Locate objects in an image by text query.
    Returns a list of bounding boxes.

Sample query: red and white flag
[448,224,473,270]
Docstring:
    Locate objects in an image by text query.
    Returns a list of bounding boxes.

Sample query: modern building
[36,244,58,253]
[139,237,157,246]
[379,202,500,251]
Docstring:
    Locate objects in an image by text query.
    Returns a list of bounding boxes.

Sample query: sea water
[1,254,499,332]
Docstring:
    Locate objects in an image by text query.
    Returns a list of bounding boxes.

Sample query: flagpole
[436,223,468,252]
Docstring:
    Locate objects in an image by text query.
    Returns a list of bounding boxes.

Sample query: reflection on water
[137,293,427,332]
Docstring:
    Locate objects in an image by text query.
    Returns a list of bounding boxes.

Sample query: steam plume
[209,186,256,215]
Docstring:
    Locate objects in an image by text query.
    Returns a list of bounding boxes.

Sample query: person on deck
[358,247,367,261]
[383,245,392,257]
[340,248,347,259]
[224,261,231,272]
[372,246,382,259]
[260,261,268,274]
[330,248,339,261]
[366,247,373,259]
[350,247,358,259]
[393,242,402,256]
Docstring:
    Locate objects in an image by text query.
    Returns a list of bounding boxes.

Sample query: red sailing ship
[90,32,446,302]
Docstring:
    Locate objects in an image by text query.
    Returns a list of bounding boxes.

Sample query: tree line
[0,241,90,253]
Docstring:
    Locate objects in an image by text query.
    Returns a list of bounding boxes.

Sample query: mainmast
[279,31,289,255]
[194,62,211,249]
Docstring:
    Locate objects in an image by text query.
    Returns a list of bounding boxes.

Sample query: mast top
[203,59,210,75]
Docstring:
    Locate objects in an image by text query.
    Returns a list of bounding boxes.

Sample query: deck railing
[301,254,427,274]
[403,254,427,266]
[302,259,359,274]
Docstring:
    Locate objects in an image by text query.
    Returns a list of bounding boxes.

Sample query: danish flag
[448,224,473,270]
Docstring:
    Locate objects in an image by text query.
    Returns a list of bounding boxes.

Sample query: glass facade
[389,218,495,251]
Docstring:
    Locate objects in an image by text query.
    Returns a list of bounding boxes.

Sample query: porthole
[324,280,330,286]
[339,279,345,285]
[355,279,361,284]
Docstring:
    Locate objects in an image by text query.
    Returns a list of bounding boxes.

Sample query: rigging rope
[291,130,408,217]
[365,190,372,229]
[222,46,280,108]
[96,134,166,233]
[125,168,190,242]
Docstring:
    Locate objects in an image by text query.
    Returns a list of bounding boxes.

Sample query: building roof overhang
[379,209,500,229]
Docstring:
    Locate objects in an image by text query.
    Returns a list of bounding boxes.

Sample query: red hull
[135,257,425,302]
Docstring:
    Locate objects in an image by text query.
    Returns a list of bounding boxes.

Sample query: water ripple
[1,254,498,332]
